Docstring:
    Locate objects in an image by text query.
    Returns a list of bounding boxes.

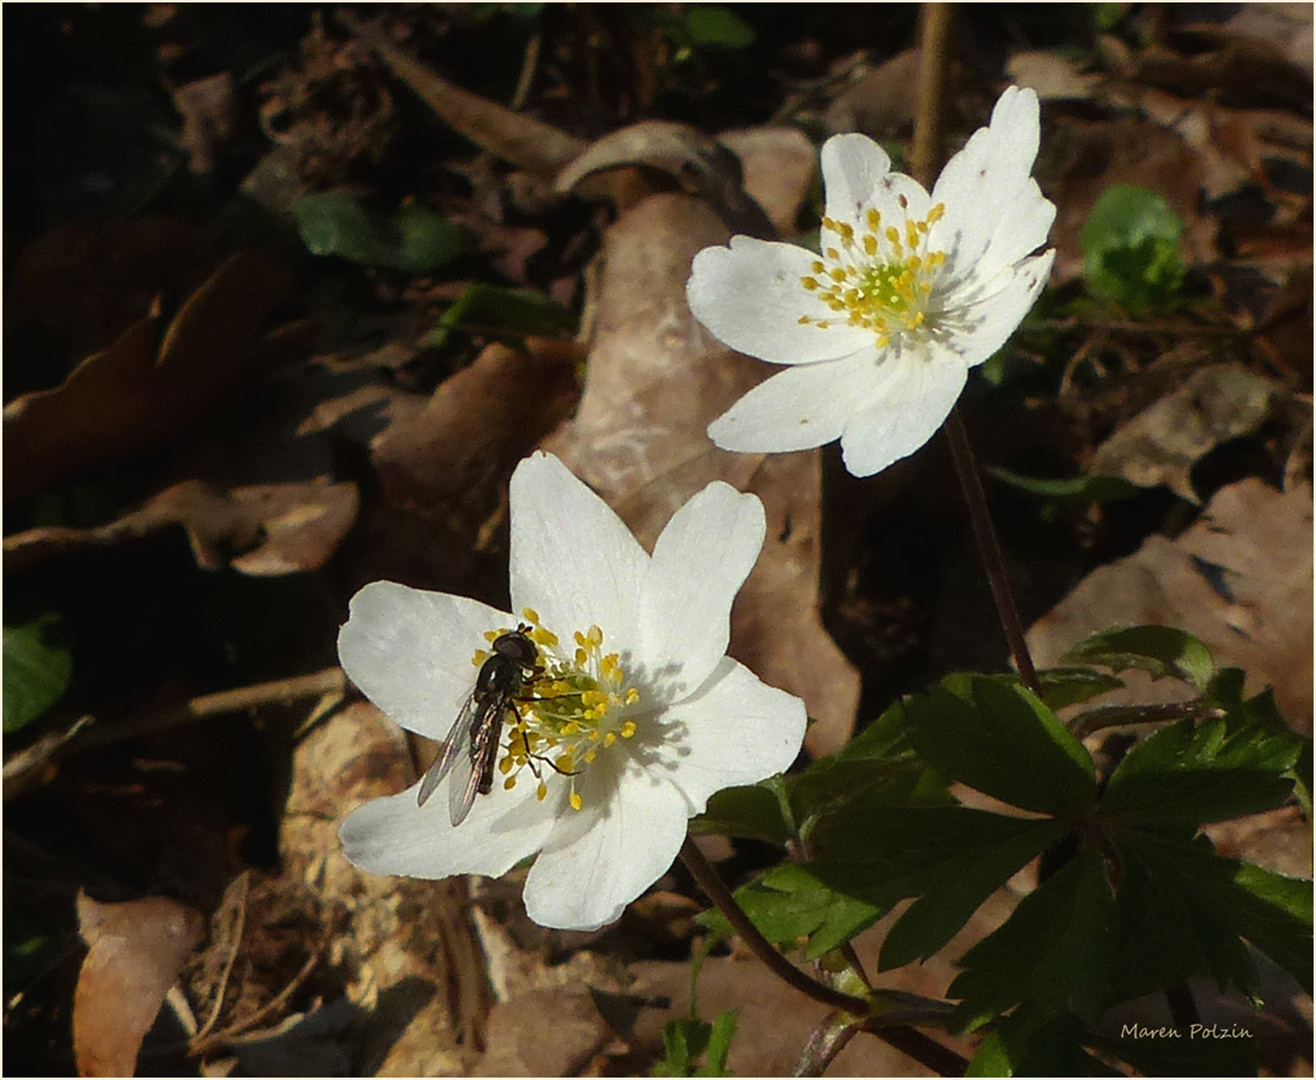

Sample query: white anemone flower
[338,451,806,932]
[688,85,1056,478]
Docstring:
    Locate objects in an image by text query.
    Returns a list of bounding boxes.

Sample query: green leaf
[950,847,1117,1029]
[1097,1025,1256,1078]
[698,1010,739,1077]
[656,1018,700,1076]
[904,675,1097,815]
[1035,666,1126,711]
[421,284,576,350]
[698,863,883,960]
[1112,831,1312,999]
[969,1010,1123,1077]
[987,467,1141,505]
[682,6,755,48]
[805,807,1069,965]
[1081,184,1186,312]
[1101,717,1297,824]
[1062,625,1214,692]
[4,613,73,733]
[295,191,464,274]
[693,781,791,844]
[877,815,1072,969]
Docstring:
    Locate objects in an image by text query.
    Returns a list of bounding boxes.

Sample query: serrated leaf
[692,782,791,844]
[4,613,73,733]
[904,675,1096,815]
[1111,831,1302,1000]
[876,815,1071,970]
[698,863,883,960]
[969,1010,1122,1077]
[1062,625,1214,692]
[950,848,1116,1029]
[1035,666,1126,711]
[1101,717,1297,824]
[805,807,1069,967]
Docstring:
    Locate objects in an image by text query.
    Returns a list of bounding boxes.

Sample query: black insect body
[418,628,540,826]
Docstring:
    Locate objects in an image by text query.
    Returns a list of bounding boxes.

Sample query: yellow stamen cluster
[483,608,641,814]
[799,198,947,347]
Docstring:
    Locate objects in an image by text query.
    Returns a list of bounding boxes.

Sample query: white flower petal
[509,452,647,650]
[931,86,1042,280]
[522,755,691,931]
[976,179,1056,282]
[639,483,766,702]
[338,582,511,741]
[708,349,879,454]
[840,349,968,476]
[821,133,893,221]
[662,658,807,811]
[949,250,1056,369]
[339,773,557,880]
[687,238,871,365]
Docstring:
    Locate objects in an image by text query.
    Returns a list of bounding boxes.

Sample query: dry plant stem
[910,3,954,184]
[678,838,867,1014]
[944,409,1042,696]
[75,668,347,751]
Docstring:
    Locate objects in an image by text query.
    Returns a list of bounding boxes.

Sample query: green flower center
[799,199,947,347]
[474,608,640,812]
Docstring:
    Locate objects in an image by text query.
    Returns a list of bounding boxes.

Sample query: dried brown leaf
[371,338,583,511]
[716,127,817,237]
[1028,478,1313,732]
[556,120,776,239]
[4,476,359,577]
[173,72,236,175]
[543,192,859,757]
[1088,364,1283,502]
[4,249,293,501]
[74,892,206,1077]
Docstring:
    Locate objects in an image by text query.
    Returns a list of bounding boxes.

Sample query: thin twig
[944,409,1042,695]
[910,3,954,185]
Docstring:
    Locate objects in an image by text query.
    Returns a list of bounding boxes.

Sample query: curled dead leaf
[74,892,206,1077]
[4,249,293,501]
[4,476,359,577]
[1088,363,1282,502]
[556,120,776,239]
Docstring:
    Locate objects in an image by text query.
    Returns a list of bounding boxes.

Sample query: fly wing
[447,696,492,827]
[417,692,479,809]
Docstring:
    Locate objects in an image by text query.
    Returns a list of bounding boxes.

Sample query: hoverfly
[417,626,540,826]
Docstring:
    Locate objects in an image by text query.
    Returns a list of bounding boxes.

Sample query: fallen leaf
[543,192,859,757]
[5,217,215,362]
[1008,49,1102,101]
[74,892,206,1077]
[4,476,359,577]
[1028,478,1313,733]
[1088,363,1282,502]
[715,127,817,237]
[556,120,776,239]
[371,338,583,511]
[4,249,293,501]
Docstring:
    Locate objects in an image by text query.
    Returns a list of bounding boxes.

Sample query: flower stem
[943,408,1042,696]
[679,837,867,1015]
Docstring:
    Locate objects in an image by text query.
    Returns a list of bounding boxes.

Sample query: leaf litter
[4,6,1311,1076]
